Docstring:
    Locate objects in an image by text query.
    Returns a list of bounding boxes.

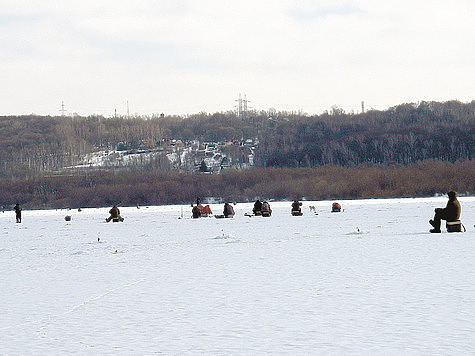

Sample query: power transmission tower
[243,94,251,118]
[235,94,251,119]
[60,101,66,117]
[235,94,243,118]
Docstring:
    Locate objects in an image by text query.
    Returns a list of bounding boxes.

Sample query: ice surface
[0,197,474,354]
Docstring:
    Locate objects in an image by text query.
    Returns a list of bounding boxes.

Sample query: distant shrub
[0,160,472,209]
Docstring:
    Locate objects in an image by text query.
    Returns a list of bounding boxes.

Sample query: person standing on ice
[14,203,21,223]
[429,191,461,233]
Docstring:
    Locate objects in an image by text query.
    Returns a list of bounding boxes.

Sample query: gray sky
[1,0,474,116]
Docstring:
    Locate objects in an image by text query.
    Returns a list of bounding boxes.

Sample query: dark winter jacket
[223,203,235,217]
[291,201,302,212]
[441,192,461,220]
[261,202,272,214]
[109,206,120,219]
[192,205,201,218]
[14,204,21,216]
[253,200,262,214]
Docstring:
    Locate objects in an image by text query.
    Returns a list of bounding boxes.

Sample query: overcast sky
[1,0,474,116]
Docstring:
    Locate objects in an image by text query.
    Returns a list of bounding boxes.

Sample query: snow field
[0,197,474,354]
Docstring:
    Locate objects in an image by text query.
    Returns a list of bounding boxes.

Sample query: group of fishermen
[187,191,463,233]
[12,191,463,233]
[252,200,273,217]
[294,200,341,215]
[191,198,340,218]
[192,198,235,219]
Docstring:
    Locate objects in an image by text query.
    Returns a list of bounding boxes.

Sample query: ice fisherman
[253,200,262,215]
[291,200,303,216]
[106,205,123,222]
[332,202,342,212]
[223,202,235,218]
[261,201,272,217]
[192,204,201,218]
[193,197,212,216]
[14,203,21,223]
[429,191,461,233]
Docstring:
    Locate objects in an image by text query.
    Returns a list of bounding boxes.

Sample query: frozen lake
[1,197,474,354]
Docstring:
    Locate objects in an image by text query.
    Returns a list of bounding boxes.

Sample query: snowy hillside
[71,149,160,168]
[1,197,473,354]
[69,140,255,173]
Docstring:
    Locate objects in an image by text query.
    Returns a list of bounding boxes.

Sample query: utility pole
[361,101,365,113]
[126,100,130,119]
[60,101,66,117]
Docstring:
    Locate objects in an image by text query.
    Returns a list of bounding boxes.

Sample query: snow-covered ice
[1,197,474,354]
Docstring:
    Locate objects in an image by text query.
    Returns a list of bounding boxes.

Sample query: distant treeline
[257,101,473,167]
[0,161,473,209]
[0,100,473,177]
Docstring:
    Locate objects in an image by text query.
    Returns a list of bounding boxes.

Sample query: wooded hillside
[0,100,473,178]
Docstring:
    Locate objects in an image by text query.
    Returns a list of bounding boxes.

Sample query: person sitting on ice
[261,201,272,217]
[332,202,342,212]
[253,200,262,216]
[291,200,303,216]
[192,204,201,219]
[106,205,123,222]
[223,202,235,218]
[429,191,461,233]
[193,197,211,216]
